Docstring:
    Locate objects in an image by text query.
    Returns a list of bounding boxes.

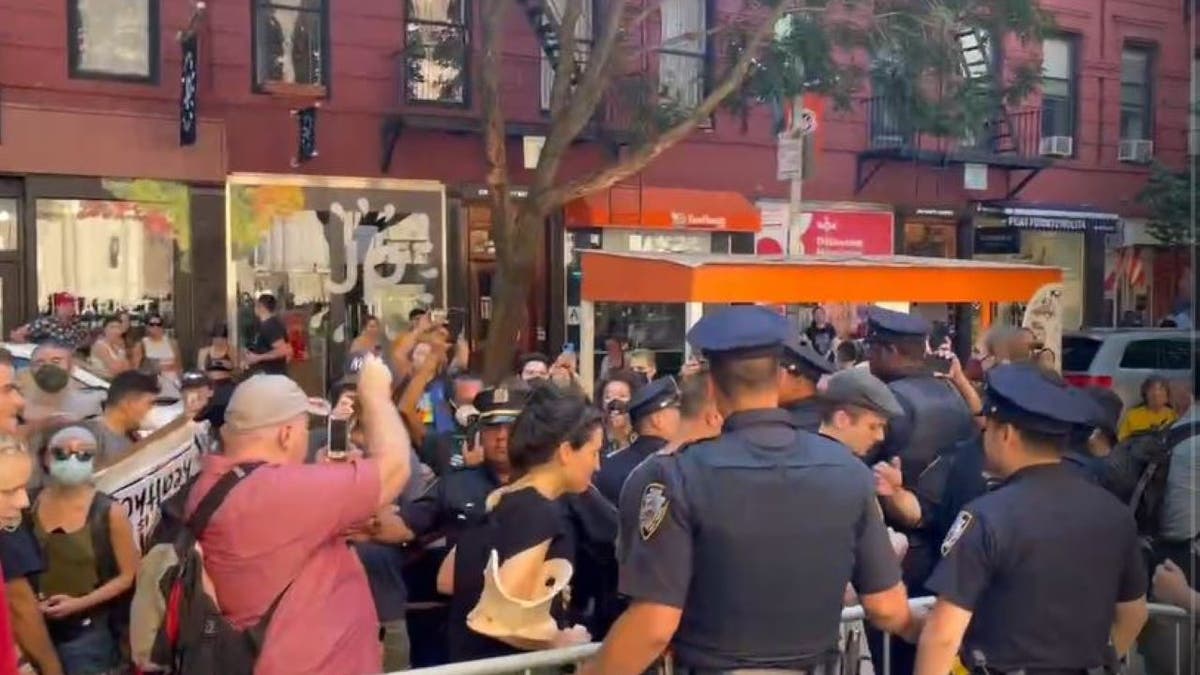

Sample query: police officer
[916,363,1148,675]
[583,305,919,675]
[594,376,683,504]
[780,332,836,433]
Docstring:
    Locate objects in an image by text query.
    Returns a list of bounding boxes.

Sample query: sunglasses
[50,447,95,462]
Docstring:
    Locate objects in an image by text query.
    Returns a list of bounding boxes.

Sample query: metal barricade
[397,599,1194,675]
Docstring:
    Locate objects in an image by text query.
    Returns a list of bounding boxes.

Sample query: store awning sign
[565,186,761,233]
[975,227,1021,254]
[796,210,894,255]
[980,204,1120,234]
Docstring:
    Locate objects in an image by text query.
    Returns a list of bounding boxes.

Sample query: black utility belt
[676,660,839,675]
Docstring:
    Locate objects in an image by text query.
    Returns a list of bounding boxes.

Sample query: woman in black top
[439,385,604,661]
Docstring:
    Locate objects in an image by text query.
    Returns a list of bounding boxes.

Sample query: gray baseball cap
[225,375,328,433]
[822,368,904,418]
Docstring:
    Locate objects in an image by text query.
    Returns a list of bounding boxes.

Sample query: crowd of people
[0,295,1191,675]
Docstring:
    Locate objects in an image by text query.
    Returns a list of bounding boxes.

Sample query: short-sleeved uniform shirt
[185,456,382,675]
[620,409,901,668]
[594,435,667,506]
[249,316,288,376]
[927,463,1147,670]
[447,487,574,662]
[0,521,44,584]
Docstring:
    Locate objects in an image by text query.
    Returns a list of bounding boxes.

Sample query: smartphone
[327,418,349,461]
[446,307,466,338]
[429,308,448,326]
[925,353,953,375]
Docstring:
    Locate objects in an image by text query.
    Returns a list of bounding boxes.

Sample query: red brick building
[0,0,1193,384]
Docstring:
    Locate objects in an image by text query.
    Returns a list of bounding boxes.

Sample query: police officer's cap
[628,376,681,424]
[686,305,790,360]
[864,307,930,343]
[473,386,528,426]
[823,368,905,418]
[782,331,836,381]
[982,363,1095,436]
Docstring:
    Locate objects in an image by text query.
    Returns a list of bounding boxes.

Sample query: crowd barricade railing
[395,598,1194,675]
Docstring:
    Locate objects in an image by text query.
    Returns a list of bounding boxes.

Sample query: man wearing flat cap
[779,331,836,433]
[585,305,919,675]
[819,368,904,458]
[593,376,681,505]
[917,363,1148,675]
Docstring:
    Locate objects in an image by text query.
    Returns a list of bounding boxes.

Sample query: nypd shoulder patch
[639,482,669,541]
[941,510,974,556]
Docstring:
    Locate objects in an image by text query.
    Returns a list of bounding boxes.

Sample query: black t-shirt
[448,487,574,661]
[250,315,288,376]
[805,323,837,355]
[0,520,45,584]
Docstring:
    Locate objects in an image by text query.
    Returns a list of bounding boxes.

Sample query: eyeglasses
[50,447,95,462]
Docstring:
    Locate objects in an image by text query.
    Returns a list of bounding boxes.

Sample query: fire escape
[855,27,1049,199]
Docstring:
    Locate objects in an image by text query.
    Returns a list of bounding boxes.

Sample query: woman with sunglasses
[132,315,181,386]
[29,425,137,674]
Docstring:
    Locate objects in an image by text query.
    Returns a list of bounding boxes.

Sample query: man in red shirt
[186,356,412,675]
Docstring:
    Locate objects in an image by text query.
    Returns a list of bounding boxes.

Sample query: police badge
[941,510,974,556]
[639,482,669,540]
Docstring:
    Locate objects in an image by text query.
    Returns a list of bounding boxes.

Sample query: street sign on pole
[777,136,803,181]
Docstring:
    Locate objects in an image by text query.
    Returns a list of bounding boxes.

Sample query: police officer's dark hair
[508,385,603,473]
[408,307,427,321]
[256,294,278,313]
[709,354,780,398]
[836,340,863,364]
[678,369,712,419]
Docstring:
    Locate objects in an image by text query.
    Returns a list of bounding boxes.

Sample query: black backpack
[1101,421,1200,538]
[150,463,292,675]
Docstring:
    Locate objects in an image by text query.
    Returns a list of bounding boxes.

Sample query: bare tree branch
[480,0,514,254]
[546,0,793,206]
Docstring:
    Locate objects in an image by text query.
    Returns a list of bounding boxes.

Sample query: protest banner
[94,417,210,548]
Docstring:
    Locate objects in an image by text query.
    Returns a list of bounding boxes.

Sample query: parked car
[1061,329,1197,408]
[2,342,183,432]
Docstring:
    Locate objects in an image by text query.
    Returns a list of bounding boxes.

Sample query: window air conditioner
[1117,139,1154,163]
[1039,135,1073,157]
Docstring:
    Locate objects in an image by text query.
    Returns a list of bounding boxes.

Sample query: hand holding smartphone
[327,418,350,462]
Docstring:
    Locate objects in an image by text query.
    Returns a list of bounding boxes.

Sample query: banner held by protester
[95,417,209,548]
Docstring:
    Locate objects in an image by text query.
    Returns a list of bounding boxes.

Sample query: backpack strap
[88,492,118,584]
[186,463,265,537]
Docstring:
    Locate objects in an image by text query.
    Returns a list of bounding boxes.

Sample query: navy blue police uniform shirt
[926,364,1147,671]
[618,306,902,670]
[0,520,44,583]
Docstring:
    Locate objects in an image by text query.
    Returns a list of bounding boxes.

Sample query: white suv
[1061,329,1196,408]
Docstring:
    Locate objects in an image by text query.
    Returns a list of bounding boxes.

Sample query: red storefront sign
[799,210,894,255]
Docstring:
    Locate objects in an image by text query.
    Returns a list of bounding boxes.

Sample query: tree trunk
[481,207,544,384]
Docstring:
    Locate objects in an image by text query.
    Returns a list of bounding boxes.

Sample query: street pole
[787,94,805,257]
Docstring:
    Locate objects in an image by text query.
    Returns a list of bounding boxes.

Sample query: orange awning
[564,186,761,233]
[580,251,1062,304]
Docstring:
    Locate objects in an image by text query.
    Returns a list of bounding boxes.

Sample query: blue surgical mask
[48,456,94,486]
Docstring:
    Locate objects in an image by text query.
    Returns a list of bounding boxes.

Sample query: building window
[1120,46,1153,141]
[68,0,158,81]
[406,0,469,104]
[540,0,593,110]
[1040,36,1075,139]
[658,0,707,109]
[254,0,328,93]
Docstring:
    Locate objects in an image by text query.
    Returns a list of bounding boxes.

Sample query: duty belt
[676,661,840,675]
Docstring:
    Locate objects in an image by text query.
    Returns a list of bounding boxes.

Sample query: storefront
[973,202,1119,331]
[225,174,447,395]
[0,102,227,361]
[563,186,760,376]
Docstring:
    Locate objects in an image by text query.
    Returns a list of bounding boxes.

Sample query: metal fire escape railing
[514,0,581,85]
[955,26,1016,156]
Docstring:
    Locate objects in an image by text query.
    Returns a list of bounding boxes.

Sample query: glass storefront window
[36,199,175,319]
[975,227,1084,330]
[0,199,18,250]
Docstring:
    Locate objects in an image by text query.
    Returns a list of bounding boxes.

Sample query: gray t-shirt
[88,420,136,464]
[1160,406,1199,541]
